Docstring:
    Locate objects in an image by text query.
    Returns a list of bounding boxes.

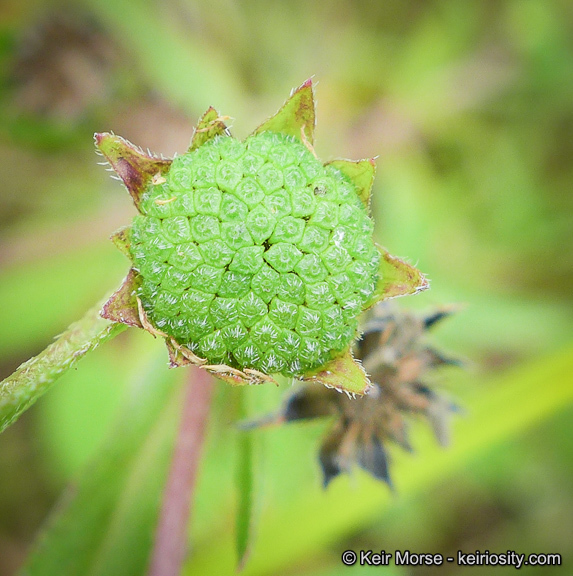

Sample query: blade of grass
[236,391,255,570]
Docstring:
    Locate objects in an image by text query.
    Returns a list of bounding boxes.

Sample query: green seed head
[98,80,428,394]
[130,132,379,376]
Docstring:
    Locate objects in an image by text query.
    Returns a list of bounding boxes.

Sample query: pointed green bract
[189,106,230,152]
[111,227,131,258]
[207,370,249,386]
[302,350,372,396]
[101,269,143,328]
[166,339,195,368]
[365,247,429,308]
[94,133,171,212]
[326,158,376,209]
[204,366,277,387]
[252,79,315,144]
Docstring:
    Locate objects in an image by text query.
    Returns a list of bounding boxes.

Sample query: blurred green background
[0,0,572,574]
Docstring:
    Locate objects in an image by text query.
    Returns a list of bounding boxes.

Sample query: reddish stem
[147,366,214,576]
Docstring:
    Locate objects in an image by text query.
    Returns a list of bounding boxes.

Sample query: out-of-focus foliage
[0,0,571,574]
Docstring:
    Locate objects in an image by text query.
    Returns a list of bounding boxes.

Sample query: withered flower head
[246,303,460,487]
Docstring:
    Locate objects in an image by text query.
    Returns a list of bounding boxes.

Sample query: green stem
[147,366,215,576]
[0,299,126,434]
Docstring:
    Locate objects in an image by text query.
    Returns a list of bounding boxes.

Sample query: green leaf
[252,79,315,144]
[189,107,230,152]
[236,392,255,570]
[20,351,182,576]
[0,300,126,435]
[302,349,372,396]
[364,246,429,308]
[326,158,376,209]
[94,133,171,211]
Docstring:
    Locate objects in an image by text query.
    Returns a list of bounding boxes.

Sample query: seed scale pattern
[130,131,380,376]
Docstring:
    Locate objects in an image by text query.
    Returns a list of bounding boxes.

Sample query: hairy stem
[0,300,126,434]
[148,366,214,576]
